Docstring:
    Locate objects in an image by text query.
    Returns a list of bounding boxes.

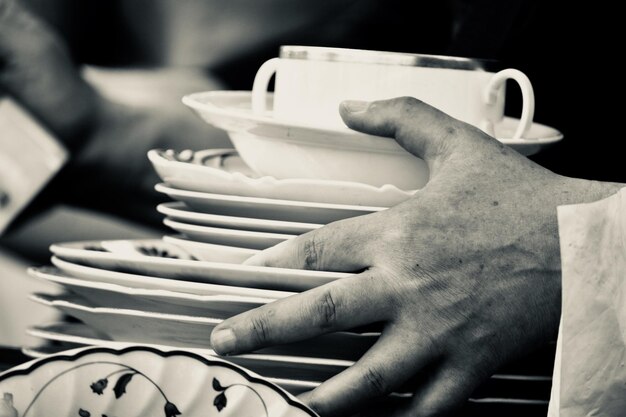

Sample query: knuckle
[248,310,274,346]
[312,288,340,330]
[301,235,323,270]
[396,96,422,112]
[363,366,390,395]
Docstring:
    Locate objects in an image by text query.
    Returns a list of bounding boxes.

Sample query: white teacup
[252,46,535,139]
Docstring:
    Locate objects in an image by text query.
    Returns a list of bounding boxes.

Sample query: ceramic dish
[101,236,257,264]
[50,240,351,292]
[164,218,294,250]
[182,91,563,189]
[155,183,384,224]
[0,344,318,416]
[26,323,351,384]
[20,342,320,396]
[158,202,321,234]
[32,292,224,349]
[29,266,272,318]
[164,234,259,263]
[26,325,549,404]
[51,256,294,299]
[149,148,415,206]
[31,294,376,362]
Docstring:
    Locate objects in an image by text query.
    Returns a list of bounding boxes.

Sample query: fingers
[211,271,391,355]
[244,213,383,271]
[0,0,100,147]
[299,325,435,417]
[339,97,483,174]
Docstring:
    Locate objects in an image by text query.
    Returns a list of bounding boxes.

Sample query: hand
[0,0,230,226]
[210,97,623,416]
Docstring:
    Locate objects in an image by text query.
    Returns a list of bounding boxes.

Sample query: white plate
[182,91,563,189]
[31,294,375,363]
[27,290,362,382]
[29,266,272,318]
[19,342,320,396]
[164,234,259,263]
[155,183,384,224]
[0,344,319,415]
[99,236,258,264]
[25,325,546,401]
[164,218,294,250]
[51,256,293,299]
[51,240,351,292]
[149,148,415,206]
[158,202,322,234]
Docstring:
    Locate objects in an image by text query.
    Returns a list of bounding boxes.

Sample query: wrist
[558,175,625,206]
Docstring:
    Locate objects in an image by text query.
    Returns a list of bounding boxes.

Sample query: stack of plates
[26,91,558,413]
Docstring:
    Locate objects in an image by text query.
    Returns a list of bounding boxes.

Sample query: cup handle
[252,58,280,115]
[483,68,535,140]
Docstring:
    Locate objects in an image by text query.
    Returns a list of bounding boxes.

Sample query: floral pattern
[15,362,182,417]
[0,347,316,417]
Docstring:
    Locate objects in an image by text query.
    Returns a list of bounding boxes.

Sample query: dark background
[28,0,623,184]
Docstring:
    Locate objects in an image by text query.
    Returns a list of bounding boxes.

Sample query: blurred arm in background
[0,0,364,259]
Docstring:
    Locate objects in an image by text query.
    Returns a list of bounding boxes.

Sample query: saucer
[149,148,415,207]
[29,266,271,318]
[183,91,563,189]
[155,183,384,224]
[50,240,351,292]
[164,218,295,250]
[184,91,563,154]
[164,234,259,262]
[158,202,321,234]
[30,293,374,365]
[51,256,294,299]
[100,237,257,263]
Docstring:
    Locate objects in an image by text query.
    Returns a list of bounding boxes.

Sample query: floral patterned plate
[50,240,350,292]
[21,342,320,396]
[0,344,319,417]
[99,237,258,264]
[148,148,415,207]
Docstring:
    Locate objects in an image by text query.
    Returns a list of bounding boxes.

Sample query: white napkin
[0,98,67,234]
[548,188,626,416]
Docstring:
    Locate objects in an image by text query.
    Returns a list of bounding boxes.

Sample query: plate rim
[0,344,320,417]
[183,90,564,145]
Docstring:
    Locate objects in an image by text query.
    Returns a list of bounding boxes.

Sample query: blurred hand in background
[0,0,231,229]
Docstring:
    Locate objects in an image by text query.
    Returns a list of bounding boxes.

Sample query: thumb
[0,0,100,149]
[339,97,484,174]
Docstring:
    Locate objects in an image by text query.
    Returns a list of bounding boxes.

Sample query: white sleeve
[548,187,626,416]
[0,98,68,235]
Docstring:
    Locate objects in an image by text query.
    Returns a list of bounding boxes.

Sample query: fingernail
[211,328,236,354]
[342,100,370,113]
